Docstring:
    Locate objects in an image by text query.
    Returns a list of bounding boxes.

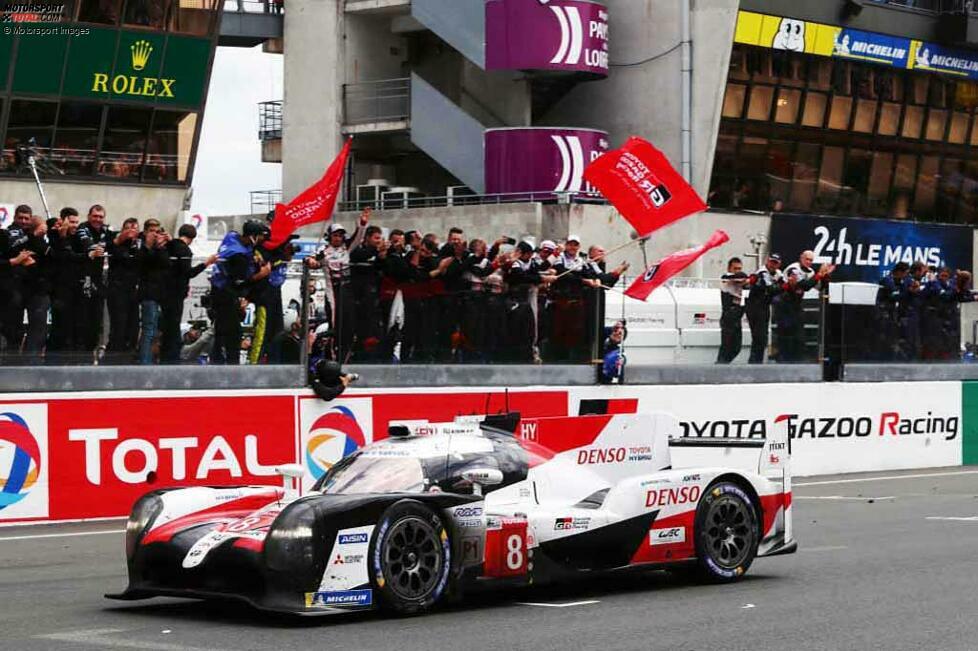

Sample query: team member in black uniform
[160,224,217,364]
[717,257,748,364]
[46,208,83,362]
[209,220,271,364]
[105,217,141,362]
[776,250,835,362]
[350,225,388,360]
[745,254,783,364]
[136,219,171,365]
[0,205,40,360]
[876,262,910,361]
[71,205,112,357]
[506,242,554,362]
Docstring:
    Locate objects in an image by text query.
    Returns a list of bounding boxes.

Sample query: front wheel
[370,500,452,614]
[692,482,759,583]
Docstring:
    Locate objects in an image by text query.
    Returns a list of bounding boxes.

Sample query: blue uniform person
[776,251,835,363]
[876,262,910,361]
[899,261,928,361]
[745,254,783,364]
[209,220,271,364]
[922,267,975,360]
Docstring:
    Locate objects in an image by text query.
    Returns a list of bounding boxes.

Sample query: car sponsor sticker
[554,517,591,531]
[649,527,686,545]
[645,485,701,508]
[339,533,369,544]
[305,589,372,608]
[182,531,231,569]
[319,525,373,592]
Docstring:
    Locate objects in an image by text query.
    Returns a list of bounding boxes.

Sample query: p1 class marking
[517,600,600,608]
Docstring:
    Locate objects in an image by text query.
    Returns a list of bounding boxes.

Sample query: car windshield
[319,455,426,495]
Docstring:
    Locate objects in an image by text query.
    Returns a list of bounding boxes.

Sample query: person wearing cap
[550,234,589,362]
[209,219,271,364]
[160,224,217,364]
[305,209,368,363]
[745,253,784,364]
[776,250,835,362]
[506,241,555,362]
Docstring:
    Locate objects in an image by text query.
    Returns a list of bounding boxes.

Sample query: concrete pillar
[283,0,344,201]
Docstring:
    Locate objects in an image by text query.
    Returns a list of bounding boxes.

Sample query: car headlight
[264,500,318,576]
[125,494,163,560]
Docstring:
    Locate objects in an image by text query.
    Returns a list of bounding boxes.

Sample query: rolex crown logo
[130,40,153,71]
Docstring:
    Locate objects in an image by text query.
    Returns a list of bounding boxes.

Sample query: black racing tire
[369,500,452,615]
[692,482,759,583]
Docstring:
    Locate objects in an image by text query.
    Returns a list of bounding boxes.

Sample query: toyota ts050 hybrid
[109,412,795,615]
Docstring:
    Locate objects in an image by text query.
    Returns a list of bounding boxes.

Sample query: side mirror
[275,463,305,499]
[461,468,503,495]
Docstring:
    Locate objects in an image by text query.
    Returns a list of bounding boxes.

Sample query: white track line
[926,516,978,522]
[0,529,122,542]
[517,600,600,608]
[795,470,978,487]
[794,496,895,501]
[800,545,848,553]
[37,629,232,651]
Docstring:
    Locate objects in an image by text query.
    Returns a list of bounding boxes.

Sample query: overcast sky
[191,46,283,217]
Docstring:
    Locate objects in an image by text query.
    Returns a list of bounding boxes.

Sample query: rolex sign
[91,39,177,99]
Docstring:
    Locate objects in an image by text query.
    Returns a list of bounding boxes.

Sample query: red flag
[584,136,707,238]
[625,230,730,301]
[264,138,351,249]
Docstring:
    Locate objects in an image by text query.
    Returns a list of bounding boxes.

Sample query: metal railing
[343,78,411,125]
[258,100,282,141]
[337,190,608,212]
[251,189,282,215]
[222,0,283,14]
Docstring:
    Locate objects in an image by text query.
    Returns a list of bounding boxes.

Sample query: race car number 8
[506,534,523,570]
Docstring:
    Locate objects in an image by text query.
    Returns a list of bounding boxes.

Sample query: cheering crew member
[776,250,835,362]
[0,205,39,359]
[582,245,629,361]
[899,261,929,361]
[876,262,910,361]
[435,227,470,360]
[550,234,588,362]
[350,225,389,361]
[71,205,112,356]
[717,257,748,364]
[307,209,368,363]
[506,242,554,362]
[46,208,83,361]
[401,239,452,362]
[922,268,974,360]
[210,220,271,364]
[460,239,495,362]
[378,229,413,361]
[136,219,171,365]
[745,253,783,364]
[105,217,141,362]
[161,224,216,364]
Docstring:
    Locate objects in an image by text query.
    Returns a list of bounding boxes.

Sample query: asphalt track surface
[3,468,978,651]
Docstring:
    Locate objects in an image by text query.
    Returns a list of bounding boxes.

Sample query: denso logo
[577,447,626,464]
[68,429,279,484]
[645,486,700,508]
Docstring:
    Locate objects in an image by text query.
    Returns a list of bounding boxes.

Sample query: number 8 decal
[483,518,528,578]
[506,534,523,571]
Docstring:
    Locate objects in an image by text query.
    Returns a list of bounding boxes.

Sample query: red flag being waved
[625,230,730,301]
[264,138,351,249]
[584,136,707,238]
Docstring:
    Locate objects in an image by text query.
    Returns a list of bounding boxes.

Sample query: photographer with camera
[310,359,359,402]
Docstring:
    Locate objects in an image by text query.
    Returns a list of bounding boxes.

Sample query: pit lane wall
[0,382,972,525]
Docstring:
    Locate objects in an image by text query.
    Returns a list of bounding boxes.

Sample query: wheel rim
[703,495,754,570]
[382,516,443,601]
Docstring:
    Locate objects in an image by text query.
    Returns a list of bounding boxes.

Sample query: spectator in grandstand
[209,219,270,364]
[745,253,783,364]
[136,219,171,365]
[717,257,748,364]
[876,262,910,361]
[776,250,835,363]
[105,217,141,362]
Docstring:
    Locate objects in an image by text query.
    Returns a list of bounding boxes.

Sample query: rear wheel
[692,482,758,583]
[370,500,451,614]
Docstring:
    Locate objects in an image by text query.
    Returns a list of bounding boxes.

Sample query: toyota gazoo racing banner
[768,213,974,283]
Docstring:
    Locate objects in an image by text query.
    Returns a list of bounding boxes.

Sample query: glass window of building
[788,143,820,212]
[170,0,219,36]
[775,89,802,124]
[722,83,746,119]
[747,86,773,121]
[123,0,170,29]
[2,100,57,173]
[98,106,151,180]
[828,96,853,130]
[801,92,828,127]
[78,0,121,24]
[53,102,104,178]
[145,110,197,183]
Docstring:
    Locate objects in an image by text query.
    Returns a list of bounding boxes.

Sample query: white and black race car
[109,412,795,615]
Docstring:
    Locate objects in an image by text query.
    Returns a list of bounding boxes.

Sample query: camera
[347,373,360,383]
[503,237,517,245]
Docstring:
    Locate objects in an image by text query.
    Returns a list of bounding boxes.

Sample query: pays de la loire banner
[769,213,974,283]
[0,383,969,524]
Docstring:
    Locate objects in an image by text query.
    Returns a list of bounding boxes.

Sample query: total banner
[0,383,969,525]
[768,213,974,283]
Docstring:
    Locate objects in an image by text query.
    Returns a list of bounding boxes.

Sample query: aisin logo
[0,413,42,511]
[131,39,153,71]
